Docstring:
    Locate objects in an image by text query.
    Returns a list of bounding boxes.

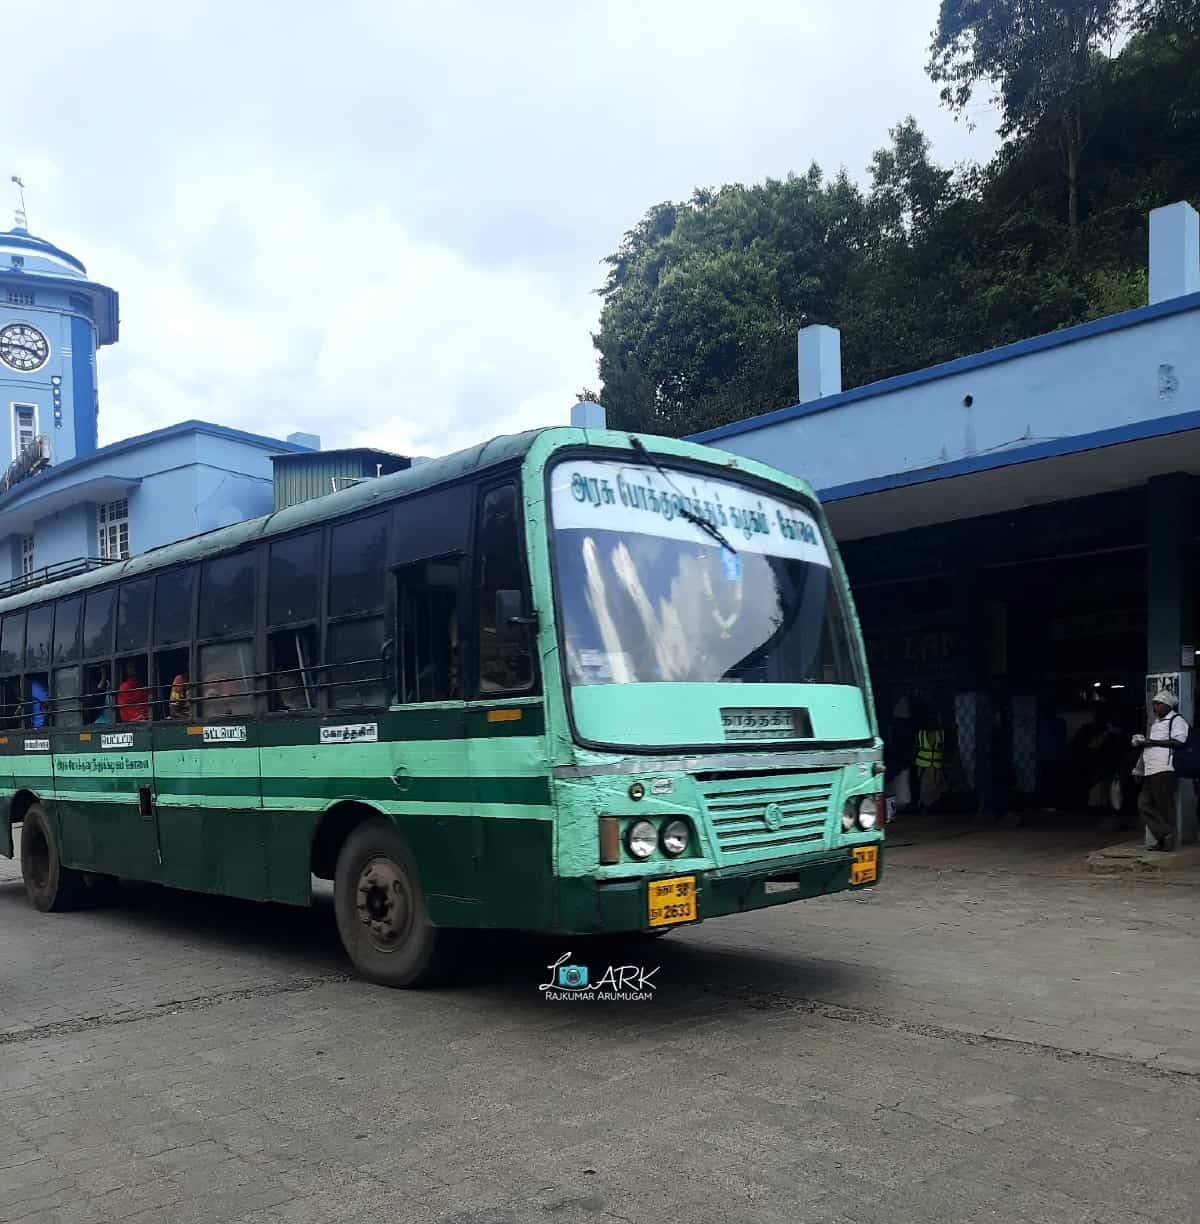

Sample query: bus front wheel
[333,819,447,988]
[20,804,83,913]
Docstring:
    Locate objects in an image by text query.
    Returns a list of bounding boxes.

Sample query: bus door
[389,547,479,916]
[154,552,268,900]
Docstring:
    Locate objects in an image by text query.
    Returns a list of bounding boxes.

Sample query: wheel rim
[355,855,414,953]
[24,824,50,892]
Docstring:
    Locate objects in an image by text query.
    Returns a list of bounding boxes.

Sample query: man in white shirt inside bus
[1132,689,1188,851]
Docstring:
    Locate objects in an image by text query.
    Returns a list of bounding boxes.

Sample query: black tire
[20,804,83,913]
[333,818,449,988]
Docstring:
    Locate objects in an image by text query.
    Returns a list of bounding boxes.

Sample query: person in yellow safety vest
[914,729,945,769]
[915,725,947,810]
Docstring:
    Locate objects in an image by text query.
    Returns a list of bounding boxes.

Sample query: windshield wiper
[628,436,738,555]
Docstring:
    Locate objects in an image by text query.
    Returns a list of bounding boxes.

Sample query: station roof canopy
[819,410,1200,541]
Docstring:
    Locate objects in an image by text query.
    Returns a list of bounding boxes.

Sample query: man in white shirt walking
[1133,689,1188,851]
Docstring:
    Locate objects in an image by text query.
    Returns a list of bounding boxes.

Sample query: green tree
[927,1,1151,245]
[595,169,869,435]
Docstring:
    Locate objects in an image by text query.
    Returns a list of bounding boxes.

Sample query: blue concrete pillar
[1146,473,1197,844]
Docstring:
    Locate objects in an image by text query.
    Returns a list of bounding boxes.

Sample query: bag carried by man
[1166,714,1200,778]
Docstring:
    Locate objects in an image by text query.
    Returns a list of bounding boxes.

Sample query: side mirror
[495,589,536,643]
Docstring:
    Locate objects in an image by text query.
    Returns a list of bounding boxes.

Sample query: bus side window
[198,641,255,719]
[476,485,536,695]
[24,604,53,728]
[0,612,23,729]
[85,663,114,724]
[395,558,462,705]
[269,627,318,713]
[328,515,388,710]
[53,666,82,726]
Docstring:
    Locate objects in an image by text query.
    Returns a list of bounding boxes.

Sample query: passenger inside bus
[85,667,115,724]
[169,672,191,719]
[28,677,48,729]
[116,660,150,722]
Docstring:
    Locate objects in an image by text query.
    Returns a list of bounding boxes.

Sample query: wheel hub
[355,856,412,953]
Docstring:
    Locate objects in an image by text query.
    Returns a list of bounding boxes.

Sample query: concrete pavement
[2,839,1198,1224]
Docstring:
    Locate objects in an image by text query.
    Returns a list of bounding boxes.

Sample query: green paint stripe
[0,703,546,753]
[37,774,552,807]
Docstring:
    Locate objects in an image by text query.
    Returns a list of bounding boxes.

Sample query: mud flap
[2,817,12,859]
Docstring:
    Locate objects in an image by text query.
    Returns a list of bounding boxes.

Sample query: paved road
[2,844,1198,1224]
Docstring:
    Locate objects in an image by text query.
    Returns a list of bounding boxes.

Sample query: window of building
[476,485,536,694]
[6,291,34,307]
[12,404,36,456]
[396,558,463,704]
[97,499,130,561]
[20,534,34,577]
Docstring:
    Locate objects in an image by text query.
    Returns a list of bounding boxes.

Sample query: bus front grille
[698,772,837,864]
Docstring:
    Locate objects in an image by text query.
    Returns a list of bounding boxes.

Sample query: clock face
[0,322,50,372]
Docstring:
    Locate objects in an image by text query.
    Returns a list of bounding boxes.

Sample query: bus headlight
[660,819,690,857]
[857,795,881,830]
[843,795,882,831]
[841,801,857,832]
[625,819,658,860]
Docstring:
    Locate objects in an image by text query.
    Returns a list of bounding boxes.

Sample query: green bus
[1,427,883,986]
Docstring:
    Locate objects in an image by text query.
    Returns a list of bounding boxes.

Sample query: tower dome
[0,226,88,280]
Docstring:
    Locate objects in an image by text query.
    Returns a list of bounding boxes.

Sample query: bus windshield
[550,458,859,689]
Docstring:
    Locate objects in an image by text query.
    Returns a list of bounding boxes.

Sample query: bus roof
[0,425,813,613]
[0,428,541,614]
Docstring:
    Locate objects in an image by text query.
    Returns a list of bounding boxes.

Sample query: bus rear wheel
[333,819,447,988]
[20,804,83,913]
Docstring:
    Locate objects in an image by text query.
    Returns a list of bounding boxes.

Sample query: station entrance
[838,484,1171,852]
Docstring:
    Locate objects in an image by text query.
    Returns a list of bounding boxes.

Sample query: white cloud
[7,1,998,458]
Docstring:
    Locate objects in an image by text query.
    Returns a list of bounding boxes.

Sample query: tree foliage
[594,17,1200,437]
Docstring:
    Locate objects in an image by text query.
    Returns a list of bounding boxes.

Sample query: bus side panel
[0,738,14,857]
[466,704,556,930]
[153,725,268,900]
[54,728,161,881]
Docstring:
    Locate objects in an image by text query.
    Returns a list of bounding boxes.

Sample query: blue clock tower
[0,221,119,472]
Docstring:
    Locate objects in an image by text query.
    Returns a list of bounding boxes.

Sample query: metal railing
[0,657,388,730]
[0,556,119,600]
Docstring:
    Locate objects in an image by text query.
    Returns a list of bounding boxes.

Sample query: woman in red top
[116,661,150,722]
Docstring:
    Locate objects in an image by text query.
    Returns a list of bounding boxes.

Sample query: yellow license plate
[851,845,878,885]
[647,875,697,927]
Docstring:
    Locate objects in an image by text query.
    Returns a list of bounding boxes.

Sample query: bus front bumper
[555,844,884,934]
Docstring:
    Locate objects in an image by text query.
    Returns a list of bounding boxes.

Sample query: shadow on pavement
[12,873,866,1018]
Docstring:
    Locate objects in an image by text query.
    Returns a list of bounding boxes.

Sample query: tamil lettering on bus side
[203,725,247,744]
[320,723,379,744]
[25,738,50,752]
[101,732,134,750]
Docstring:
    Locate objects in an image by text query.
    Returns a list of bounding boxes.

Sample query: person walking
[1133,689,1188,851]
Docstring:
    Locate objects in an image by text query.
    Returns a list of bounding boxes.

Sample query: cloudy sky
[8,1,997,457]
